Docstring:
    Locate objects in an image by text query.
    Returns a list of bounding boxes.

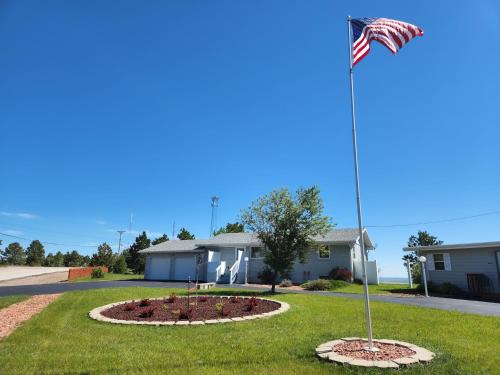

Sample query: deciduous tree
[241,186,331,292]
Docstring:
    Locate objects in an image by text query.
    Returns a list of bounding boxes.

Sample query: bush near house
[301,279,331,291]
[257,267,275,284]
[279,279,293,287]
[328,267,352,282]
[91,268,104,279]
[328,280,351,290]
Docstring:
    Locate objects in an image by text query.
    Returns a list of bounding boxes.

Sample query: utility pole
[172,221,176,239]
[117,230,126,253]
[210,196,219,237]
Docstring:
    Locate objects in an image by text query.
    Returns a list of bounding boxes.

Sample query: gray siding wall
[247,244,352,284]
[420,248,500,293]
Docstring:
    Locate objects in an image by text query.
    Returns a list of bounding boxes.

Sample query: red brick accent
[68,266,109,280]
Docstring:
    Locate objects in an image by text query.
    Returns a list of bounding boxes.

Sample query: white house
[140,228,379,285]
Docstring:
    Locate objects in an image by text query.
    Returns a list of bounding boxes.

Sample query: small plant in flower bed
[198,296,208,302]
[165,293,177,303]
[139,307,155,318]
[178,307,193,320]
[124,302,136,311]
[214,302,227,316]
[245,297,259,311]
[139,298,151,307]
[229,296,240,303]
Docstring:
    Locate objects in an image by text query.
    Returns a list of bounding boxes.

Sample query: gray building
[403,241,500,295]
[140,228,379,285]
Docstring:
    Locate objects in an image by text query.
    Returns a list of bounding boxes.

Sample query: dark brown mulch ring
[100,296,281,322]
[332,340,416,361]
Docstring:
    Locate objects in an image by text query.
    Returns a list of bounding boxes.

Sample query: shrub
[178,307,193,320]
[301,279,331,291]
[279,279,293,287]
[124,302,136,311]
[257,267,275,284]
[229,296,240,303]
[139,307,155,318]
[214,302,227,316]
[139,298,151,307]
[328,267,352,282]
[440,282,461,296]
[91,268,104,279]
[353,278,363,285]
[165,293,177,303]
[111,255,128,274]
[244,297,259,311]
[329,280,350,290]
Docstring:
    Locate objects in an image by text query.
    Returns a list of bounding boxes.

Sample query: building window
[318,245,330,259]
[433,253,445,270]
[251,247,263,259]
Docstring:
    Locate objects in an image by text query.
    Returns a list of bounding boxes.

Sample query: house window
[251,247,263,259]
[433,254,446,270]
[318,245,330,259]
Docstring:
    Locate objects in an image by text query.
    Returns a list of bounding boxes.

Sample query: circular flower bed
[316,338,435,368]
[89,295,289,326]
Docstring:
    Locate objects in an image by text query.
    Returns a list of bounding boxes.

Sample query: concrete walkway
[0,280,499,317]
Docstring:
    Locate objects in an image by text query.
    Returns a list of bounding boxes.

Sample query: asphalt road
[1,280,499,317]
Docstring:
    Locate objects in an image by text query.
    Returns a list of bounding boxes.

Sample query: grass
[0,287,498,374]
[68,273,144,283]
[331,282,418,295]
[0,295,29,309]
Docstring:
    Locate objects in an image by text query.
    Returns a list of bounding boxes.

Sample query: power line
[366,209,500,228]
[0,232,100,248]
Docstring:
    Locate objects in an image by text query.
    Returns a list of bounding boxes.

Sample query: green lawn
[0,287,498,374]
[68,273,144,283]
[332,283,418,295]
[0,295,29,309]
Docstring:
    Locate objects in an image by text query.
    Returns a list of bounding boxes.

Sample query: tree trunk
[271,282,276,293]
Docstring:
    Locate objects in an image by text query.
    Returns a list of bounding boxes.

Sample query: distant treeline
[0,227,199,274]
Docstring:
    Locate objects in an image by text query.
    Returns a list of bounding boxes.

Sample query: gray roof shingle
[139,228,373,254]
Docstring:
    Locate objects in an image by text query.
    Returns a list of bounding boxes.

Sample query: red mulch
[332,340,416,361]
[101,296,280,322]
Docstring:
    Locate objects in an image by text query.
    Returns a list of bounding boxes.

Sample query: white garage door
[174,254,197,280]
[148,255,171,280]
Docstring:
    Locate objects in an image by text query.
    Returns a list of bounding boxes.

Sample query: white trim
[426,254,435,271]
[443,253,451,271]
[403,241,500,252]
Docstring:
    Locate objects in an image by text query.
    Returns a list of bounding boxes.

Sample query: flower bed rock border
[89,296,290,326]
[316,338,435,369]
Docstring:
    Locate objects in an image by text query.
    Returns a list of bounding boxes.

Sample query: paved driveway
[0,280,499,317]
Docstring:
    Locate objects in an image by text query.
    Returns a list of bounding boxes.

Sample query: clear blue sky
[1,1,499,276]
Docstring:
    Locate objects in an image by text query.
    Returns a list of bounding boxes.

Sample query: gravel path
[0,294,61,339]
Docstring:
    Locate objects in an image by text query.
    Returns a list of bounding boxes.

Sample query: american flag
[351,18,423,66]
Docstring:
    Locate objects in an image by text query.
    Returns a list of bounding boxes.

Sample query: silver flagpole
[347,15,376,351]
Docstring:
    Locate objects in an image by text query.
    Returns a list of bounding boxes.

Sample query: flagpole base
[363,346,380,352]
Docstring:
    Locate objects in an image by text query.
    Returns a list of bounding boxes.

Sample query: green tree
[177,228,195,240]
[64,250,85,267]
[213,222,244,236]
[26,240,45,266]
[111,254,128,274]
[241,186,332,292]
[0,242,26,265]
[403,230,443,284]
[151,234,169,245]
[124,231,150,274]
[53,251,65,266]
[90,243,114,267]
